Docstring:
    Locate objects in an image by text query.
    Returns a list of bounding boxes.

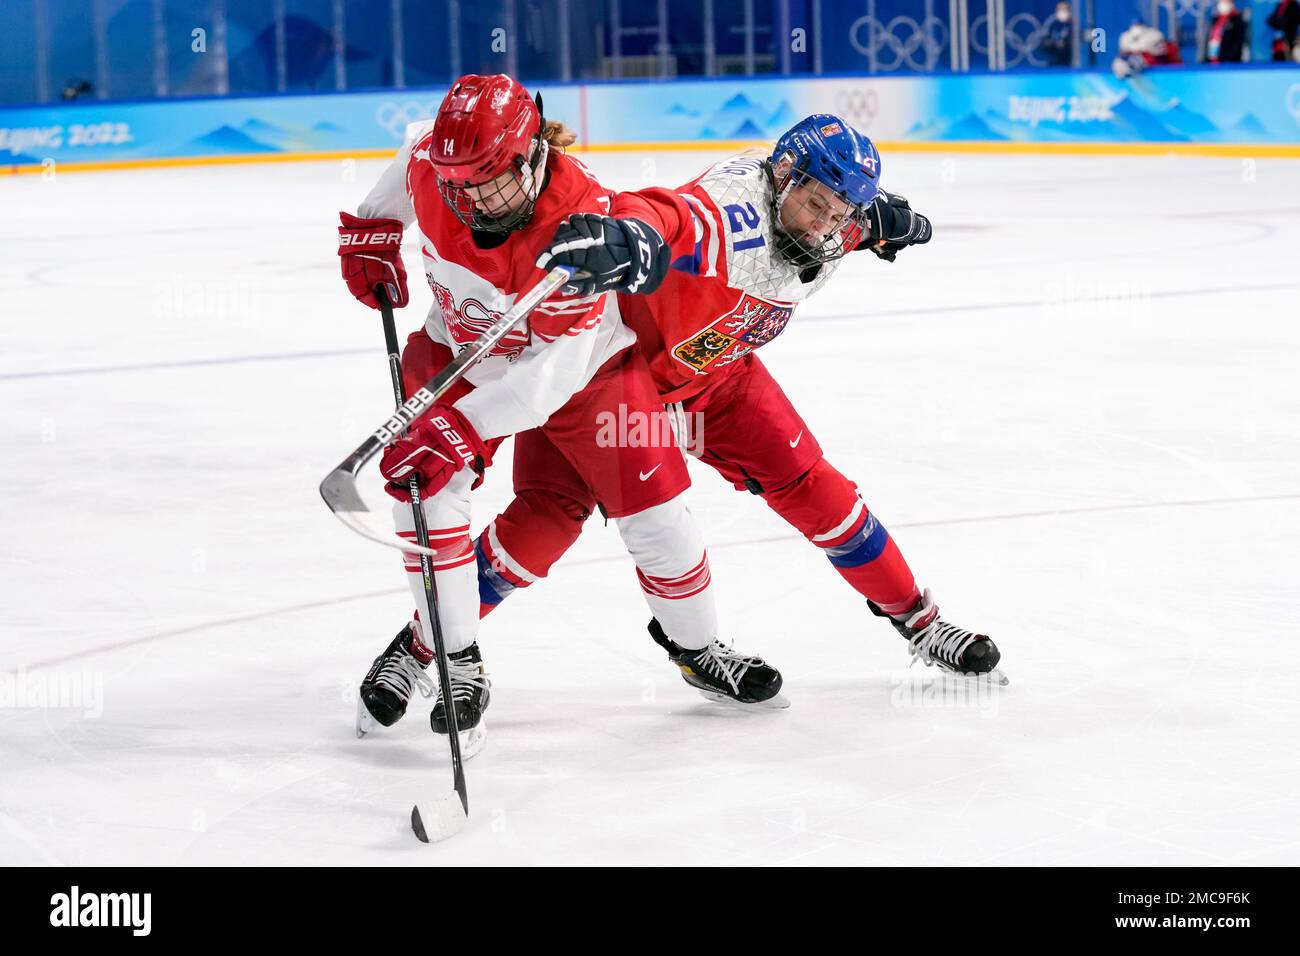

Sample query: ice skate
[648,619,789,709]
[429,643,491,759]
[870,589,1008,685]
[356,622,434,738]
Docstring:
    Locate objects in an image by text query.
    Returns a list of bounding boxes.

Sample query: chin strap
[520,137,549,203]
[523,90,549,204]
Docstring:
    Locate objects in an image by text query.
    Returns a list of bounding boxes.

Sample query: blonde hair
[543,119,578,151]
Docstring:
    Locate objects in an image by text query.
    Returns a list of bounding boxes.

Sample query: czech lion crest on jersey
[671,294,794,373]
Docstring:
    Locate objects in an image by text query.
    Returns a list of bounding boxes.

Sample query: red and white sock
[617,495,717,651]
[392,471,480,655]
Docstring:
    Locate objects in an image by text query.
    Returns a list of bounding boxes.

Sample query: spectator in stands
[1112,22,1183,78]
[1040,2,1075,67]
[1206,1,1246,63]
[1267,0,1300,61]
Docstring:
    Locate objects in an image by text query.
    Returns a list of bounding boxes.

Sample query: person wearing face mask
[1040,2,1076,67]
[1207,0,1246,63]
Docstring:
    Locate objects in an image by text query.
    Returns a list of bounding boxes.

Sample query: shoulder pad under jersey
[690,154,846,303]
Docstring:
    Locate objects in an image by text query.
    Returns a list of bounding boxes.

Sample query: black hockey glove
[863,191,932,263]
[537,213,671,297]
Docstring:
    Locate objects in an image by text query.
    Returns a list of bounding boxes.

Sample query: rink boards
[2,65,1300,173]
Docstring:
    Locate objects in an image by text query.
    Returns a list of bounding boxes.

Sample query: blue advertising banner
[0,86,581,169]
[3,67,1298,172]
[578,68,1300,147]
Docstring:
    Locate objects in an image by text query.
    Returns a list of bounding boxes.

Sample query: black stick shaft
[376,286,468,815]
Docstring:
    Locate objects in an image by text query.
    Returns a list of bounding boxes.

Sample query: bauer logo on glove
[379,405,487,501]
[338,210,409,309]
[338,229,404,247]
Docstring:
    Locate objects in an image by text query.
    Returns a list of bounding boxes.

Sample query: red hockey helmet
[430,74,547,233]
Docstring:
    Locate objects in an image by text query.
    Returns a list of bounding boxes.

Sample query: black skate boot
[648,619,788,709]
[356,622,434,738]
[429,643,491,759]
[869,589,1008,684]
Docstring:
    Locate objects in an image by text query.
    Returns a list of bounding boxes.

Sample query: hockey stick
[373,286,468,843]
[319,264,578,557]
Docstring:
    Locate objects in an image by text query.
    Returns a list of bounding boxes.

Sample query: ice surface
[2,149,1298,865]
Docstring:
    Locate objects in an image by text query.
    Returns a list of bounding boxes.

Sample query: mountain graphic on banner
[1155,102,1219,138]
[196,117,354,153]
[189,125,279,153]
[697,92,792,139]
[905,112,1006,141]
[1228,113,1273,139]
[766,102,796,130]
[730,118,767,138]
[1106,95,1187,140]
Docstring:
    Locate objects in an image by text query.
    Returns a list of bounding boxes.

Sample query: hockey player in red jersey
[337,75,786,754]
[479,114,1004,682]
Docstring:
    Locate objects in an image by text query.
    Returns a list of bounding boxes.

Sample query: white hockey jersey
[356,136,634,441]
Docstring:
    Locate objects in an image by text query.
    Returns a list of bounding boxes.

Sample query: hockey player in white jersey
[473,114,1005,683]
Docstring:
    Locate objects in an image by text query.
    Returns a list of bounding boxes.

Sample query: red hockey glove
[379,405,487,502]
[338,211,408,309]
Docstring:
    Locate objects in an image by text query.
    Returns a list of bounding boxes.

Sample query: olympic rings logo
[1004,13,1051,68]
[970,13,1050,68]
[1286,83,1300,122]
[848,15,949,72]
[833,88,881,129]
[375,100,443,139]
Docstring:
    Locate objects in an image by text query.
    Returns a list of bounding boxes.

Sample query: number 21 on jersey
[724,202,765,252]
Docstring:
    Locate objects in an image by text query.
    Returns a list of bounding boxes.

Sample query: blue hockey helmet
[768,114,881,267]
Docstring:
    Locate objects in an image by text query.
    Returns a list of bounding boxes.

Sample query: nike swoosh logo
[639,464,662,482]
[789,431,804,448]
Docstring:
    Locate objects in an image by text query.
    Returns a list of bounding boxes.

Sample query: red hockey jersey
[618,153,856,404]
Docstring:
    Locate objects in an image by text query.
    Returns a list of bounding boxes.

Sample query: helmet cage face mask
[436,135,549,234]
[769,154,869,269]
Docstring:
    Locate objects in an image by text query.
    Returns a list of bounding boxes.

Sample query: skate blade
[950,667,1009,687]
[920,661,1010,687]
[355,692,376,738]
[459,722,487,759]
[695,688,791,711]
[433,720,488,760]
